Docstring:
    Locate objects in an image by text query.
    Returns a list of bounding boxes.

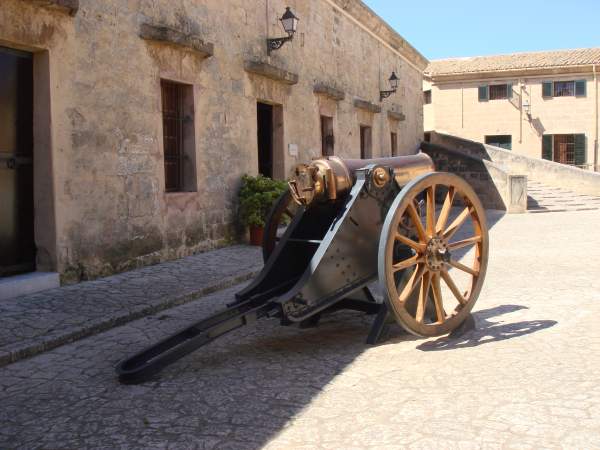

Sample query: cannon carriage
[116,150,489,383]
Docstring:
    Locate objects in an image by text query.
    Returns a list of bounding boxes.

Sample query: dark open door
[257,102,273,178]
[0,47,35,277]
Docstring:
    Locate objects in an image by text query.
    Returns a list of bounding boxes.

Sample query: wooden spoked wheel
[262,190,300,262]
[378,172,489,337]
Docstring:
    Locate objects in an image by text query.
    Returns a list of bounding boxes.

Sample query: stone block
[139,23,214,58]
[387,110,406,121]
[353,98,381,114]
[243,60,299,85]
[0,272,60,300]
[313,83,345,101]
[23,0,78,15]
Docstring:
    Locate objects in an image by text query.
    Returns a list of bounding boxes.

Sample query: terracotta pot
[249,225,264,246]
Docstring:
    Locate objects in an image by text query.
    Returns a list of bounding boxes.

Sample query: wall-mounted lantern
[380,71,399,101]
[267,7,300,55]
[522,98,531,120]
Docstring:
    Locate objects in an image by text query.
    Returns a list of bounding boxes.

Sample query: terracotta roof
[425,48,600,76]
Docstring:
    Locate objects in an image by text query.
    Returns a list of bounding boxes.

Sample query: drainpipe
[592,65,599,171]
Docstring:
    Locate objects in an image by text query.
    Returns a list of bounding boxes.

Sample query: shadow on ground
[417,304,557,352]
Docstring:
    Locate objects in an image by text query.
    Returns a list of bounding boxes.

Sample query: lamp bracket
[267,35,293,55]
[379,89,396,102]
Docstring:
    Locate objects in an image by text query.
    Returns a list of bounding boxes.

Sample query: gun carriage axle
[116,150,488,383]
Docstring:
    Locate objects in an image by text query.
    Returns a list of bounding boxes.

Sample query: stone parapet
[422,142,527,213]
[430,131,600,197]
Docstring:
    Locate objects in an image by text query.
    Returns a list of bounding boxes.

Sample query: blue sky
[363,0,600,60]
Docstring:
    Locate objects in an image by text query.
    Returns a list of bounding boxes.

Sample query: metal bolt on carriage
[116,150,489,383]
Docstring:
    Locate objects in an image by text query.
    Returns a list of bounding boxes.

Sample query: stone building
[424,48,600,171]
[0,0,427,286]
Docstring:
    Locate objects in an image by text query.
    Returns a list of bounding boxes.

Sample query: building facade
[424,48,600,171]
[0,0,427,283]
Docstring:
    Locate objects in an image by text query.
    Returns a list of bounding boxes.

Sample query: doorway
[257,102,284,179]
[321,116,334,157]
[360,125,372,159]
[0,47,35,277]
[257,102,273,178]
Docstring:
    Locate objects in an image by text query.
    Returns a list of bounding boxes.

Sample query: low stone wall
[421,142,527,213]
[430,132,600,197]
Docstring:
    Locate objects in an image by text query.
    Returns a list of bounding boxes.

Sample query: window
[485,135,512,150]
[161,80,197,192]
[554,81,575,97]
[543,80,586,98]
[479,84,512,101]
[390,132,398,156]
[321,116,334,156]
[360,125,372,159]
[423,90,432,104]
[542,134,586,166]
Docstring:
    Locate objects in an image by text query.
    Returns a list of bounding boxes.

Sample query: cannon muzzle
[288,153,434,206]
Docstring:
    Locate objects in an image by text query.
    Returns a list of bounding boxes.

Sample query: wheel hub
[425,237,450,272]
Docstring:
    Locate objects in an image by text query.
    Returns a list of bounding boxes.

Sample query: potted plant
[238,174,288,246]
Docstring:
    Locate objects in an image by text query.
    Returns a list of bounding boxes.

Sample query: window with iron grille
[161,80,197,192]
[542,134,586,167]
[423,90,432,104]
[489,84,509,100]
[553,81,575,97]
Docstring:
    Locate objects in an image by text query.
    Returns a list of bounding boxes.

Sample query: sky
[362,0,600,60]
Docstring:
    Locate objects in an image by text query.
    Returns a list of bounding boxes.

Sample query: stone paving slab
[0,245,262,368]
[1,210,600,448]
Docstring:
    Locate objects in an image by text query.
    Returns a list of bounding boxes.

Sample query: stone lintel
[25,0,79,15]
[387,110,406,121]
[313,83,345,101]
[243,61,299,85]
[139,23,214,58]
[353,98,381,114]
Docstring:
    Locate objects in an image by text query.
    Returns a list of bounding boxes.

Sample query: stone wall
[0,0,428,282]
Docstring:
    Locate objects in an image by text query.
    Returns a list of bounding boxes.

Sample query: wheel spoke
[435,187,455,234]
[443,206,472,241]
[392,254,421,272]
[395,233,426,253]
[399,264,426,303]
[431,273,446,323]
[406,203,427,243]
[448,259,479,277]
[440,270,467,305]
[426,185,436,237]
[448,235,481,251]
[415,271,432,323]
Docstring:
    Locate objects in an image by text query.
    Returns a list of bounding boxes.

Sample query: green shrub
[238,174,288,227]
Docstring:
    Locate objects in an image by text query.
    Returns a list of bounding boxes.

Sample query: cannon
[116,150,489,383]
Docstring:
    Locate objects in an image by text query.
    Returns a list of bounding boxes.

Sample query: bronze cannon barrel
[288,153,434,206]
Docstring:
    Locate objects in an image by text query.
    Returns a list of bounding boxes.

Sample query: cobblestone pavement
[0,245,261,367]
[2,210,600,449]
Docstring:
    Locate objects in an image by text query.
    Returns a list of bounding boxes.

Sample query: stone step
[526,179,600,213]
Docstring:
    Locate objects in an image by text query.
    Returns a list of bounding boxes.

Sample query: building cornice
[324,0,429,72]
